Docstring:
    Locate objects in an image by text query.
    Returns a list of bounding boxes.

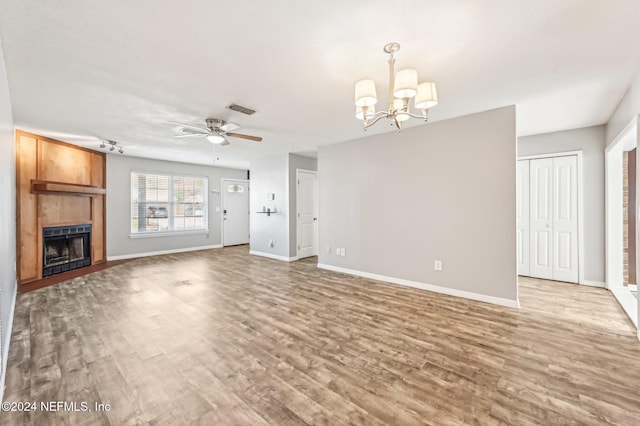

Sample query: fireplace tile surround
[42,224,92,277]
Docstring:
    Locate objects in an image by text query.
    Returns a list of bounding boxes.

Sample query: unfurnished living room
[0,1,640,425]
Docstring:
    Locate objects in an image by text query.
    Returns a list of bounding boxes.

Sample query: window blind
[130,172,208,234]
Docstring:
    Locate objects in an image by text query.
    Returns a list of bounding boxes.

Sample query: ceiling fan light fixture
[206,134,226,144]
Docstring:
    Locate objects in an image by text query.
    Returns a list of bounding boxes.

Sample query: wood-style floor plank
[2,245,639,425]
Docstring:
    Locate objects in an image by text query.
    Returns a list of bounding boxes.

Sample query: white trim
[129,229,210,239]
[579,280,606,288]
[518,150,583,160]
[605,118,637,290]
[250,250,298,262]
[517,151,584,285]
[611,287,638,328]
[221,178,250,247]
[317,263,520,309]
[107,244,222,261]
[1,280,17,402]
[295,169,318,260]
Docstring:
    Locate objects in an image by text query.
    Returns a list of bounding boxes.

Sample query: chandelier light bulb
[354,79,378,107]
[415,82,438,109]
[393,99,410,122]
[393,69,418,99]
[356,105,376,121]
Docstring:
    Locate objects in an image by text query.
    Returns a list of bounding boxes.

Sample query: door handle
[313,218,317,221]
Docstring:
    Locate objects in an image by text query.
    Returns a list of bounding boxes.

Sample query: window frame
[129,170,209,238]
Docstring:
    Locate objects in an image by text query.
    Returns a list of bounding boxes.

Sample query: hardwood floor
[2,245,639,425]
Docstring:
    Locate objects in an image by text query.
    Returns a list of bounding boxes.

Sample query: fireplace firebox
[42,224,92,277]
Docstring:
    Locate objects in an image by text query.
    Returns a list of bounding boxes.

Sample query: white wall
[318,106,518,306]
[249,155,290,259]
[0,38,16,399]
[288,154,317,257]
[607,71,640,146]
[106,155,246,259]
[518,125,606,284]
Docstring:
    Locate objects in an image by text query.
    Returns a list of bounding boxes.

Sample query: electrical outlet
[434,260,443,271]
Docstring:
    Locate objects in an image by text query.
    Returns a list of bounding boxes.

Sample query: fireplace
[42,224,92,277]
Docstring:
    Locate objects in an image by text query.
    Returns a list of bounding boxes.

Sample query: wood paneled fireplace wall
[16,130,107,286]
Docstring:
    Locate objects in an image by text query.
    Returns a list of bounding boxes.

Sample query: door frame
[296,169,318,259]
[220,178,250,247]
[518,150,584,285]
[605,117,638,331]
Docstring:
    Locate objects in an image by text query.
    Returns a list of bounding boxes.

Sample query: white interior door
[516,160,530,276]
[222,179,249,246]
[552,155,579,282]
[296,170,318,259]
[530,158,554,279]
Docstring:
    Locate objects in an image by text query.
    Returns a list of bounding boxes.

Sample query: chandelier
[354,42,438,131]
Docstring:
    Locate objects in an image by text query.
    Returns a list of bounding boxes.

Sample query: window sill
[129,229,210,239]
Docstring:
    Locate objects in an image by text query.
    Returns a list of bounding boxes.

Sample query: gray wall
[518,125,606,284]
[249,155,290,257]
[607,71,640,146]
[318,106,518,302]
[0,39,16,395]
[288,154,317,257]
[106,155,246,258]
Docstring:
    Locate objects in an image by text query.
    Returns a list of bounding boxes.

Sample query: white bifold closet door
[519,155,578,283]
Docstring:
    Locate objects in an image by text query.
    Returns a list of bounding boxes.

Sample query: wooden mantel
[16,130,107,285]
[31,180,107,196]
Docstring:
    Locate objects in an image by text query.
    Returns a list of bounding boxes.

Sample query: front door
[296,170,318,259]
[222,179,249,246]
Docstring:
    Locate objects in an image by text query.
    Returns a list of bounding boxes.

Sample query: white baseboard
[580,280,606,288]
[249,250,298,262]
[107,245,222,261]
[317,263,520,309]
[1,279,17,402]
[611,286,638,328]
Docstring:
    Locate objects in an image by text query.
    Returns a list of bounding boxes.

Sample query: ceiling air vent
[227,103,256,115]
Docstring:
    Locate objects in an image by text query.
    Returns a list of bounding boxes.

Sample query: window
[130,172,208,235]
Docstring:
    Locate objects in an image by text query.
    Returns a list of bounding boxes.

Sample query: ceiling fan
[170,118,262,145]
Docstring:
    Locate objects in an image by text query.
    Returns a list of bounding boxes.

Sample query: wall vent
[227,103,256,115]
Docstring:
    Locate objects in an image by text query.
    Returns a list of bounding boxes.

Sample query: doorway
[517,153,581,283]
[221,178,250,247]
[296,169,318,259]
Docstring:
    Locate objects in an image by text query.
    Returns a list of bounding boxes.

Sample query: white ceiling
[1,0,639,169]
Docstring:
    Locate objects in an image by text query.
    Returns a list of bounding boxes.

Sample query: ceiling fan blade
[174,133,206,138]
[226,132,262,142]
[168,121,210,133]
[220,122,240,132]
